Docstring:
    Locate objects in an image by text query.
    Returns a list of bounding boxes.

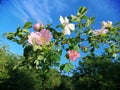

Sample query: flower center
[39,37,46,43]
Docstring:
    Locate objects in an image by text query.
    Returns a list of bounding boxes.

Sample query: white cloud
[6,0,68,24]
[7,0,29,20]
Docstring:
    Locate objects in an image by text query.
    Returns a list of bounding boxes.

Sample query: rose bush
[5,6,120,73]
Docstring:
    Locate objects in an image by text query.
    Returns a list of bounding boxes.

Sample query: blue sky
[0,0,120,56]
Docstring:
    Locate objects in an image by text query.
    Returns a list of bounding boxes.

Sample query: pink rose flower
[39,29,52,45]
[68,50,80,61]
[28,29,52,45]
[28,32,41,45]
[34,23,44,31]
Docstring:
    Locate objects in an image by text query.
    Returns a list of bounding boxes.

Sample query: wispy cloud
[6,0,68,24]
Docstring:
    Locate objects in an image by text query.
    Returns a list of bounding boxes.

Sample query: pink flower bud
[68,50,80,61]
[33,23,44,31]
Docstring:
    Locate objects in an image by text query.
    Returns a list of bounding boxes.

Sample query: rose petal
[67,23,75,30]
[64,17,69,24]
[59,16,64,24]
[63,26,71,35]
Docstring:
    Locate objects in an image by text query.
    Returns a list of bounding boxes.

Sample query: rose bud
[34,23,44,31]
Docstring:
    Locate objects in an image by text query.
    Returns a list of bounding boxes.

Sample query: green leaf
[22,29,30,33]
[112,53,117,58]
[34,60,39,66]
[13,64,18,70]
[28,64,32,70]
[46,24,52,29]
[37,55,44,60]
[55,53,60,62]
[78,6,88,16]
[32,41,42,51]
[82,15,88,19]
[56,24,62,28]
[107,48,112,53]
[89,16,95,24]
[23,22,32,29]
[60,64,65,71]
[65,64,70,72]
[33,43,38,51]
[101,33,107,37]
[6,32,15,40]
[73,45,80,52]
[51,53,60,63]
[69,63,74,69]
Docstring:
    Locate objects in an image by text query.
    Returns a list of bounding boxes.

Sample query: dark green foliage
[56,75,74,90]
[72,55,120,90]
[0,45,61,90]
